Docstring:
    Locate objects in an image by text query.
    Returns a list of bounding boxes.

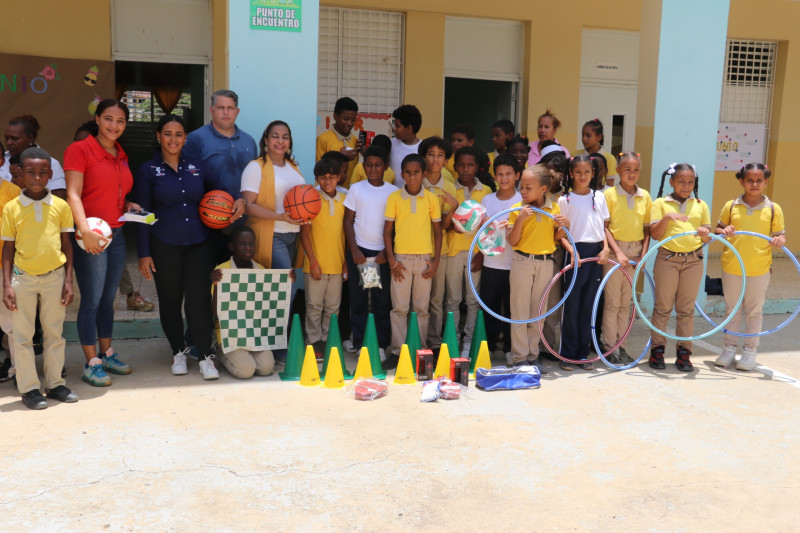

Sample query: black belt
[663,247,703,259]
[515,250,554,261]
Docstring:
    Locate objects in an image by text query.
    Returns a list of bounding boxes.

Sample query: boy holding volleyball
[300,158,347,353]
[2,147,76,409]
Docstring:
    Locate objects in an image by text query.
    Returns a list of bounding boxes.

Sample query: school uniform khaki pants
[426,255,448,348]
[444,250,481,347]
[602,240,644,349]
[539,246,564,353]
[216,345,274,379]
[303,273,343,344]
[650,248,704,350]
[12,267,66,394]
[390,254,433,353]
[722,271,770,350]
[509,254,553,364]
[0,271,15,375]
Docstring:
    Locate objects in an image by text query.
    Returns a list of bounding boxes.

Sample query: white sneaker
[737,347,758,371]
[505,352,513,366]
[715,345,737,368]
[199,355,220,380]
[379,347,386,362]
[343,339,355,352]
[171,348,189,375]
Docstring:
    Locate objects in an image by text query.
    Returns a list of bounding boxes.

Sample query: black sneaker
[676,347,694,372]
[605,351,624,365]
[381,352,399,371]
[0,356,11,383]
[21,389,48,410]
[618,347,634,364]
[559,360,575,371]
[45,385,79,403]
[649,346,666,370]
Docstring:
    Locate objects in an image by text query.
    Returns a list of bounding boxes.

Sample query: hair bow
[667,162,677,175]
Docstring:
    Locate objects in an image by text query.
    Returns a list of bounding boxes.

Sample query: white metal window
[318,7,404,114]
[720,40,777,131]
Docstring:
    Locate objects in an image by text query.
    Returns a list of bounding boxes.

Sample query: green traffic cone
[364,313,387,379]
[468,310,488,374]
[279,314,305,381]
[442,311,459,361]
[405,311,422,372]
[322,314,352,380]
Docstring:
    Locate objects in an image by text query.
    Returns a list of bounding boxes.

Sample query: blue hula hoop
[632,231,746,342]
[696,230,800,337]
[593,261,656,371]
[467,205,578,324]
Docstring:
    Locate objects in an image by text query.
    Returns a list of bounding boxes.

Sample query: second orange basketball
[283,185,321,221]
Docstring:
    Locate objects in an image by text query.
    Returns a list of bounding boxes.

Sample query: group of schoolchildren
[309,97,786,376]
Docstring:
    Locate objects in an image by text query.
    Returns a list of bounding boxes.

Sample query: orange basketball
[283,185,321,221]
[199,190,234,229]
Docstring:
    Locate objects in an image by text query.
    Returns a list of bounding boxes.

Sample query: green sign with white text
[250,0,302,32]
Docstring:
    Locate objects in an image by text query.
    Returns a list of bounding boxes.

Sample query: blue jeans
[72,227,127,346]
[272,232,297,363]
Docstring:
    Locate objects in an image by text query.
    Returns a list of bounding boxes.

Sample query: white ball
[452,200,487,233]
[75,217,112,251]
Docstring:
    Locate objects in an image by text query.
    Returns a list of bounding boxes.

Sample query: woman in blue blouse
[136,114,245,380]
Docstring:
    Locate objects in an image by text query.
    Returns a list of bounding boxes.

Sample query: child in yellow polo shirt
[0,167,21,383]
[383,154,442,366]
[507,165,568,373]
[488,119,515,177]
[316,97,360,187]
[602,152,652,364]
[445,146,490,356]
[2,147,75,410]
[419,136,458,351]
[300,159,347,353]
[446,125,476,177]
[648,163,711,372]
[715,163,785,371]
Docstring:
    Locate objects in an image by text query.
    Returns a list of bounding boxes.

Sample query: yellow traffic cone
[299,345,321,386]
[323,347,346,389]
[352,346,373,380]
[434,343,451,379]
[393,344,417,385]
[470,340,492,378]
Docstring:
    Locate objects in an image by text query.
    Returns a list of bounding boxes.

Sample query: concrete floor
[1,312,799,532]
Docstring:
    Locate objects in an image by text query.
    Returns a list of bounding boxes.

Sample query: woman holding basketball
[135,114,245,380]
[64,99,141,387]
[241,120,305,364]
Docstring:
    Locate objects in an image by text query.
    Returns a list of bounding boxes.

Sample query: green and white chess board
[216,269,292,353]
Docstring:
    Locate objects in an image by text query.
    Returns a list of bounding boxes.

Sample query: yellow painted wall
[404,12,445,140]
[212,0,230,91]
[3,0,112,60]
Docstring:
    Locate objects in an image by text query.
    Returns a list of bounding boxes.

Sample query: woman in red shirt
[64,99,140,387]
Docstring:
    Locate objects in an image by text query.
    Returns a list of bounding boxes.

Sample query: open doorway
[114,61,206,174]
[443,78,516,152]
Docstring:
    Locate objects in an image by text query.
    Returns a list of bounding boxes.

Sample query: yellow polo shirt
[349,163,395,186]
[507,199,560,255]
[445,155,456,177]
[303,191,346,275]
[605,184,652,242]
[384,187,442,255]
[1,191,73,275]
[718,196,785,276]
[0,180,21,263]
[447,179,490,256]
[316,128,358,185]
[423,176,457,256]
[650,195,710,253]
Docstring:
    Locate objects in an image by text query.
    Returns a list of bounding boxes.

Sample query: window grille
[318,7,404,114]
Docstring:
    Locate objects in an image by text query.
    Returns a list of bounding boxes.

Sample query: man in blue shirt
[184,89,257,197]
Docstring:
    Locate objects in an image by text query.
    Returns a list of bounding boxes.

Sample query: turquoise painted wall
[228,1,319,182]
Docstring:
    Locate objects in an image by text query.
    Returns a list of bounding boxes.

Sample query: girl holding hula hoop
[648,163,711,372]
[602,152,652,365]
[714,163,785,371]
[557,154,610,371]
[506,165,569,374]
